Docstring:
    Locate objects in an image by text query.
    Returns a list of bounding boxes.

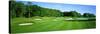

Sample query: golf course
[9,1,96,34]
[11,17,96,33]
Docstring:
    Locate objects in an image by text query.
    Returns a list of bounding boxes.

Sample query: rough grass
[10,17,96,33]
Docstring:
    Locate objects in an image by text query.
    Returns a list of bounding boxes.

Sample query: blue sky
[16,1,96,15]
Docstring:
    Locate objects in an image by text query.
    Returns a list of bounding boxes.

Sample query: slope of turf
[10,17,96,33]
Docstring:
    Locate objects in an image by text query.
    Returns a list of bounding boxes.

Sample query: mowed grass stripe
[50,21,72,30]
[46,21,67,30]
[32,17,62,28]
[33,20,61,31]
[50,21,83,30]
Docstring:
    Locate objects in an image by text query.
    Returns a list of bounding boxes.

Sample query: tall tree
[83,13,95,17]
[9,1,25,18]
[63,11,82,17]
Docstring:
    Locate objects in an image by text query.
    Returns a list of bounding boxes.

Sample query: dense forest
[9,1,96,18]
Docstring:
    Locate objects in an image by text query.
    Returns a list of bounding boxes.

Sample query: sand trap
[65,18,74,20]
[34,19,42,20]
[65,18,73,20]
[19,23,33,26]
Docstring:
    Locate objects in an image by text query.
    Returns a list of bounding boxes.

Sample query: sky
[15,0,96,15]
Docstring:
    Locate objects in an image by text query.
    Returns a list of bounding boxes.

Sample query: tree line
[9,1,95,18]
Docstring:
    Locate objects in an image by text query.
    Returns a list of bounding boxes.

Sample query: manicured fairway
[10,17,96,33]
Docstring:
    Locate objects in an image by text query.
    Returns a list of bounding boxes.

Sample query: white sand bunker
[19,23,33,26]
[34,19,42,20]
[65,18,73,20]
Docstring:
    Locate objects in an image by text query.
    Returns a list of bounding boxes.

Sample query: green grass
[10,17,96,33]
